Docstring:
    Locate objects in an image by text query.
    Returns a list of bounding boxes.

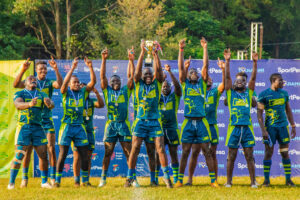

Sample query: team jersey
[103,85,131,121]
[205,87,222,124]
[258,88,289,127]
[36,78,54,119]
[159,92,181,129]
[61,87,89,125]
[135,79,162,120]
[226,88,254,126]
[14,89,49,125]
[83,98,96,133]
[182,78,207,118]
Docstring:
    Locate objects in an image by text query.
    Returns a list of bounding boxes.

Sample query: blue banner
[34,59,300,177]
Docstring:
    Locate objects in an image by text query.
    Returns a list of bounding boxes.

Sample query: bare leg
[226,148,238,185]
[46,133,57,182]
[210,144,218,180]
[243,147,256,185]
[20,145,33,187]
[73,150,81,184]
[187,144,201,184]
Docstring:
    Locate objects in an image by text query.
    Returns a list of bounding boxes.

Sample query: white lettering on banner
[91,166,102,170]
[67,154,73,159]
[238,163,263,169]
[53,92,59,96]
[278,67,300,73]
[238,67,264,73]
[217,109,224,114]
[250,108,257,114]
[216,150,226,155]
[197,68,201,73]
[52,115,58,119]
[289,95,300,100]
[252,122,259,127]
[255,82,265,87]
[94,115,105,119]
[292,109,300,114]
[255,137,263,141]
[84,67,100,72]
[292,136,300,141]
[285,82,300,86]
[138,153,148,158]
[209,68,222,74]
[217,123,225,128]
[219,137,225,141]
[95,141,104,146]
[253,150,264,155]
[289,149,300,155]
[220,96,225,100]
[178,109,184,114]
[198,162,207,168]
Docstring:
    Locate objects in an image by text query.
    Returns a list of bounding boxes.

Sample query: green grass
[1,177,300,200]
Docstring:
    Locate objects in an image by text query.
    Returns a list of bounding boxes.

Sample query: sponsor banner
[33,59,300,177]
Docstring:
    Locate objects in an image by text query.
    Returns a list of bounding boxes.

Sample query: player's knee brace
[13,146,26,165]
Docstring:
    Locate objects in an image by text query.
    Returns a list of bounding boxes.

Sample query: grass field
[1,177,300,200]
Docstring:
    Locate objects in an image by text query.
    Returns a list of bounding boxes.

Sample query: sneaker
[81,182,89,187]
[41,182,53,189]
[150,181,158,187]
[124,178,133,187]
[74,182,80,188]
[53,182,60,188]
[251,184,258,189]
[163,178,173,188]
[211,182,219,188]
[286,180,296,187]
[132,180,140,188]
[87,182,92,186]
[262,180,270,187]
[174,181,183,188]
[98,180,106,187]
[185,182,192,186]
[20,179,28,188]
[224,183,232,188]
[7,183,15,190]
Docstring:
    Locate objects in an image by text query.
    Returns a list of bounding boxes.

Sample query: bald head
[25,75,37,90]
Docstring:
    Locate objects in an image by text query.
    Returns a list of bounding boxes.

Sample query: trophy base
[144,57,152,67]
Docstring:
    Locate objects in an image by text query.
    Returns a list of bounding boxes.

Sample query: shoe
[87,182,92,186]
[98,180,106,187]
[211,182,219,188]
[124,178,133,187]
[53,182,60,188]
[174,181,183,188]
[7,183,15,190]
[224,183,232,188]
[74,182,80,188]
[262,180,270,187]
[41,182,53,189]
[20,179,28,188]
[163,178,173,188]
[150,181,158,187]
[132,180,140,188]
[286,180,296,187]
[81,182,90,187]
[185,182,192,186]
[251,184,258,189]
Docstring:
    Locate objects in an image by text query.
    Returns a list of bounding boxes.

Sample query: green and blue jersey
[103,85,131,121]
[36,78,54,120]
[134,79,162,120]
[61,87,89,125]
[14,89,49,125]
[83,98,96,133]
[159,92,180,129]
[205,87,222,124]
[258,88,289,127]
[182,78,207,118]
[226,88,254,126]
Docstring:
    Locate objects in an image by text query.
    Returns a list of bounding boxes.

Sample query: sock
[9,169,19,184]
[74,176,80,183]
[263,160,272,182]
[55,172,62,184]
[81,170,89,183]
[178,173,184,184]
[150,171,156,183]
[50,166,56,180]
[209,171,216,183]
[22,167,29,180]
[41,170,48,184]
[282,158,291,181]
[161,166,170,179]
[101,169,108,181]
[133,169,137,180]
[171,163,179,184]
[127,169,134,180]
[155,165,161,183]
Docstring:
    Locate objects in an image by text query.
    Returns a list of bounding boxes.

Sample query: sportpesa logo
[283,81,300,87]
[289,95,300,100]
[278,67,300,73]
[238,67,264,73]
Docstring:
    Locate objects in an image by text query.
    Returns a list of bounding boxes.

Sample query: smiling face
[69,76,80,91]
[233,75,247,91]
[25,75,37,90]
[110,75,121,90]
[142,67,153,84]
[162,80,171,96]
[36,63,47,80]
[188,68,199,83]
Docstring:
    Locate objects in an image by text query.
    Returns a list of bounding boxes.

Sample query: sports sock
[22,167,29,180]
[282,158,291,181]
[171,163,179,183]
[74,176,80,183]
[178,173,184,184]
[155,165,161,183]
[133,169,137,180]
[150,171,156,183]
[161,166,170,179]
[41,170,48,184]
[127,169,134,180]
[9,169,19,184]
[209,171,216,183]
[81,170,89,183]
[101,169,108,181]
[263,160,272,182]
[50,166,56,180]
[55,172,62,183]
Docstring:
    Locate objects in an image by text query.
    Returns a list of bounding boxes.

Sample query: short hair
[71,75,78,79]
[188,68,197,73]
[236,72,248,79]
[35,61,47,67]
[163,80,171,86]
[269,73,282,83]
[142,67,153,74]
[111,74,121,79]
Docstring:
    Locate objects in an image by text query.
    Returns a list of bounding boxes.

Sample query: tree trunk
[66,0,72,59]
[54,0,62,59]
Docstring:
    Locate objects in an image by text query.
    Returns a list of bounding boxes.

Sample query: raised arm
[61,58,78,94]
[286,102,296,139]
[14,97,37,110]
[217,57,225,93]
[200,37,209,82]
[134,40,146,83]
[100,48,109,90]
[85,57,96,92]
[184,56,191,79]
[93,88,105,108]
[257,102,268,140]
[178,39,186,83]
[127,46,135,90]
[13,58,31,88]
[48,56,63,89]
[165,64,182,96]
[153,44,164,83]
[224,49,232,91]
[248,52,258,91]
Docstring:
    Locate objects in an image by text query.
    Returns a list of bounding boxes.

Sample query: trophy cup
[144,40,154,67]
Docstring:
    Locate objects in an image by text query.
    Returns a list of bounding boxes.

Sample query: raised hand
[29,97,38,107]
[22,58,31,72]
[179,39,185,49]
[217,57,225,70]
[252,52,258,62]
[84,56,93,68]
[184,56,191,69]
[128,46,135,61]
[141,40,146,51]
[223,48,231,61]
[101,48,109,60]
[72,57,79,69]
[200,37,207,48]
[164,64,171,72]
[44,97,52,107]
[48,56,58,70]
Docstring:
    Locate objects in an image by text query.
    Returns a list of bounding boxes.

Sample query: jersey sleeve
[13,91,23,101]
[258,91,266,105]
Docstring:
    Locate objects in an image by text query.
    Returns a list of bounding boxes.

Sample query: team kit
[7,39,297,189]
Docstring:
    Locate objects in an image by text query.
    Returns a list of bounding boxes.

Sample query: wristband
[180,48,184,52]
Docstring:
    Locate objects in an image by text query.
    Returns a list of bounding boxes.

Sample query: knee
[39,151,48,161]
[245,153,254,162]
[104,149,113,157]
[191,150,200,158]
[156,144,166,155]
[280,151,289,159]
[227,152,236,161]
[211,151,217,159]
